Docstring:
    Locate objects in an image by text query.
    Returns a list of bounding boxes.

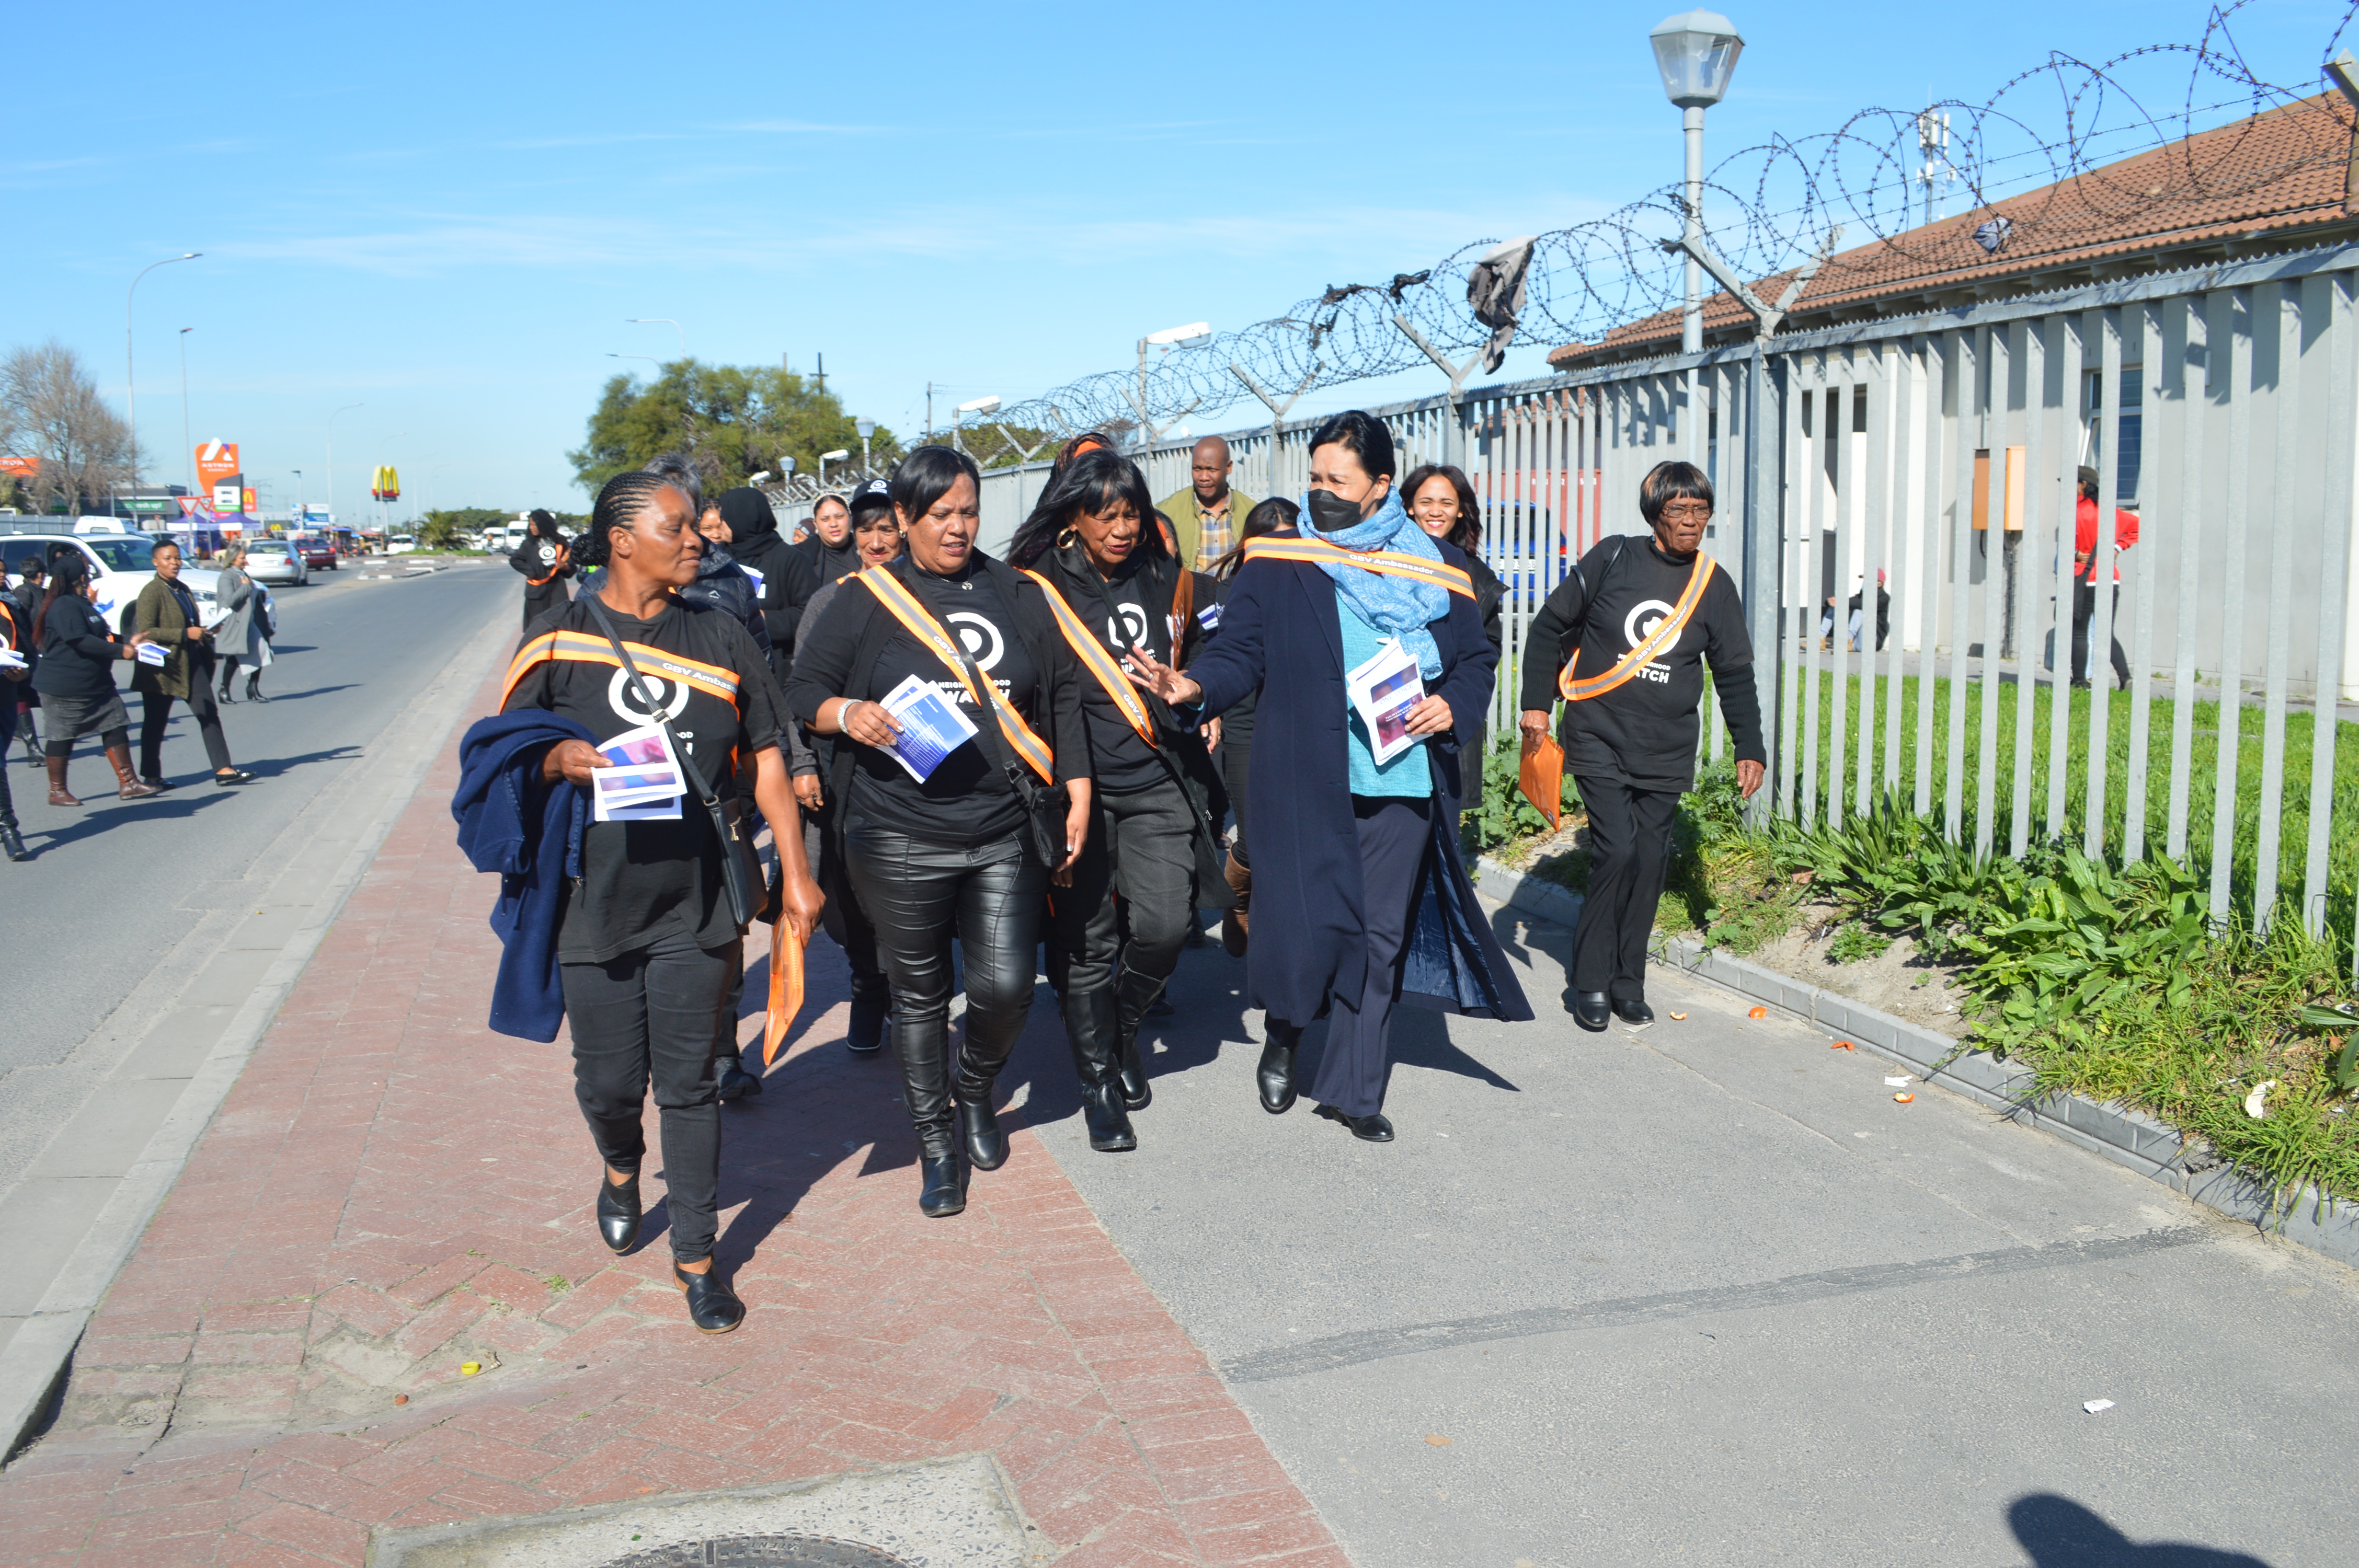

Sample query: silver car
[242,538,309,586]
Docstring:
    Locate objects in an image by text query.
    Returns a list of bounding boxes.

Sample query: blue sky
[8,0,2347,522]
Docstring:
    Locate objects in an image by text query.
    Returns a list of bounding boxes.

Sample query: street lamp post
[178,327,195,500]
[126,252,200,494]
[1650,10,1744,461]
[952,396,1000,456]
[326,402,364,531]
[855,417,876,477]
[627,318,685,359]
[818,449,850,487]
[1131,322,1211,449]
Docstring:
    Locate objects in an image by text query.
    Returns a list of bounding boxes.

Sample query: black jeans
[2071,582,2130,687]
[1570,775,1680,1002]
[1051,778,1198,1004]
[1222,734,1252,870]
[1304,795,1432,1117]
[845,825,1046,1157]
[561,922,739,1263]
[139,668,233,778]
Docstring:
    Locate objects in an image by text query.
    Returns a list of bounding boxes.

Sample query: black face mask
[1306,488,1362,534]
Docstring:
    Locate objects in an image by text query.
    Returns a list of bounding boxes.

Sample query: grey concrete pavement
[1026,907,2359,1567]
[0,564,514,1380]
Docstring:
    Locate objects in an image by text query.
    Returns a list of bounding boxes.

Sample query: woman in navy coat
[1128,411,1531,1140]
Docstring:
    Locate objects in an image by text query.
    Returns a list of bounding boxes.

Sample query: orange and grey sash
[1242,535,1475,598]
[854,568,1055,782]
[1560,553,1714,702]
[1020,568,1157,748]
[502,627,743,710]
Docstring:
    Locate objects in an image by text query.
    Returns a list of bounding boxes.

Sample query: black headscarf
[718,487,780,543]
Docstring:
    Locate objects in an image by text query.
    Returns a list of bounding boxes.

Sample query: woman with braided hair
[494,468,823,1333]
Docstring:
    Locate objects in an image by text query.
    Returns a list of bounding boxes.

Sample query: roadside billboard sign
[194,440,239,494]
[212,481,241,512]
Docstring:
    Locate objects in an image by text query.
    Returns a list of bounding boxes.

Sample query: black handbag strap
[578,592,726,815]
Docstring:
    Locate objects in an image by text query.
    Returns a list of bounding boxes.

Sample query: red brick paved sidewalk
[1,664,1346,1568]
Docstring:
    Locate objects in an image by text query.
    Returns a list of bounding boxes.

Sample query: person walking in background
[133,540,255,790]
[784,492,858,626]
[9,556,44,767]
[1204,496,1299,955]
[30,556,161,806]
[714,485,799,672]
[510,509,574,630]
[1518,460,1764,1032]
[1158,436,1256,572]
[1012,449,1227,1122]
[1402,464,1505,795]
[0,590,28,860]
[785,446,1092,1212]
[212,544,276,704]
[1125,411,1530,1141]
[2071,465,2138,690]
[781,478,903,1060]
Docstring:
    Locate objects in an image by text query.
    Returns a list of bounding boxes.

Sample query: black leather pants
[845,825,1046,1158]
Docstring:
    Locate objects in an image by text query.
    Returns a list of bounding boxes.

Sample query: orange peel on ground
[1668,1011,1688,1021]
[1831,1040,1855,1051]
[1893,1092,1915,1103]
[1747,1006,1767,1019]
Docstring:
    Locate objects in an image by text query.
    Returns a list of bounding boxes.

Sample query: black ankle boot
[596,1171,641,1254]
[953,1060,1007,1170]
[1256,1019,1301,1114]
[845,976,888,1055]
[216,680,236,704]
[1112,969,1164,1111]
[0,816,25,862]
[716,1053,762,1101]
[1063,988,1137,1152]
[246,676,267,702]
[918,1151,967,1217]
[673,1262,745,1333]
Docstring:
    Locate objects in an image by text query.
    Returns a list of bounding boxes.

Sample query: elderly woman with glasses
[1517,460,1766,1033]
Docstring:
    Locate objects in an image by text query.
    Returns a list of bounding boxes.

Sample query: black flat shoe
[1572,991,1611,1032]
[1612,997,1655,1025]
[716,1058,762,1102]
[673,1262,745,1333]
[1079,1081,1137,1152]
[919,1152,968,1217]
[138,774,175,791]
[1256,1037,1297,1115]
[1315,1104,1394,1142]
[957,1091,1007,1170]
[597,1172,641,1254]
[213,769,256,786]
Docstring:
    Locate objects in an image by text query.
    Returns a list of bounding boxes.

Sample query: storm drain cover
[601,1538,910,1567]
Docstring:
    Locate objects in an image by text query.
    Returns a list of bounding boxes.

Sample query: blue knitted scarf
[1301,487,1448,676]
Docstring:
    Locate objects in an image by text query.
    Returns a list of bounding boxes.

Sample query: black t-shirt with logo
[1518,535,1764,792]
[785,557,1086,848]
[502,593,782,962]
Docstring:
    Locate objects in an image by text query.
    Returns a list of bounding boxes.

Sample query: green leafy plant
[1826,922,1893,965]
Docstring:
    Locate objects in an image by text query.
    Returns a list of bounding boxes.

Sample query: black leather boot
[673,1261,745,1333]
[953,1060,1007,1171]
[0,772,25,862]
[1111,967,1164,1111]
[845,974,888,1056]
[891,1002,966,1215]
[918,1151,967,1217]
[217,677,236,704]
[1062,987,1136,1152]
[246,674,268,702]
[1256,1018,1301,1114]
[596,1170,641,1254]
[716,1051,762,1101]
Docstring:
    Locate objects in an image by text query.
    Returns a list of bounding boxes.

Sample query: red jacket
[2074,496,2139,583]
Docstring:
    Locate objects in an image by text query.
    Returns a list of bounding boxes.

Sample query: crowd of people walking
[460,422,1762,1332]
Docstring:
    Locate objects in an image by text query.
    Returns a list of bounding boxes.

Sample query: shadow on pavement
[23,788,237,851]
[2008,1494,2273,1566]
[234,683,360,704]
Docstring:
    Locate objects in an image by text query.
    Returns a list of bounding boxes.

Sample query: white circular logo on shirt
[1624,598,1681,655]
[1105,603,1149,651]
[608,668,693,725]
[945,611,1004,671]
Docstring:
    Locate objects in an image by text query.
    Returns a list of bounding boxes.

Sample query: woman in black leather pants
[785,446,1091,1217]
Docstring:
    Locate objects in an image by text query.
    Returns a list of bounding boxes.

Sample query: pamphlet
[0,648,25,671]
[594,790,683,823]
[878,673,980,782]
[134,641,168,667]
[1344,637,1425,766]
[738,563,765,598]
[591,721,688,816]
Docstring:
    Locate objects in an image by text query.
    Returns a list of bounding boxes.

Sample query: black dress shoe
[138,774,176,791]
[716,1057,762,1102]
[1612,997,1655,1025]
[1572,991,1611,1031]
[673,1262,745,1333]
[1315,1104,1394,1142]
[213,769,256,786]
[918,1152,967,1216]
[957,1091,1007,1170]
[597,1172,641,1254]
[1256,1036,1297,1115]
[1079,1081,1137,1152]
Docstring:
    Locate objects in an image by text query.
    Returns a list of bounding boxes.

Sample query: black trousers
[2070,582,2130,687]
[1304,795,1432,1118]
[1051,778,1198,1004]
[846,826,1045,1156]
[139,668,233,778]
[811,801,889,1006]
[1222,735,1252,870]
[1570,775,1681,1002]
[560,922,739,1263]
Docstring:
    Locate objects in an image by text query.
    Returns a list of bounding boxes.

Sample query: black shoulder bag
[580,593,771,928]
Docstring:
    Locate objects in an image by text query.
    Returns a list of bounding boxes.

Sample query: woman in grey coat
[213,545,275,704]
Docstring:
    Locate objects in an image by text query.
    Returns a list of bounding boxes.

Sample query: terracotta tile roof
[1551,91,2359,368]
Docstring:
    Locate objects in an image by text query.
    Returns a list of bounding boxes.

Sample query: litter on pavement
[2244,1080,2277,1119]
[1748,1006,1767,1018]
[2084,1400,2115,1414]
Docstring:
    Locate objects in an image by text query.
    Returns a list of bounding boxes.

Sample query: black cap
[853,478,890,501]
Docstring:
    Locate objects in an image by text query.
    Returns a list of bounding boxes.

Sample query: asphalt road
[0,560,512,1189]
[1024,912,2359,1568]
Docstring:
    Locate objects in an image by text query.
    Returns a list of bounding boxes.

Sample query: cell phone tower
[1916,104,1957,227]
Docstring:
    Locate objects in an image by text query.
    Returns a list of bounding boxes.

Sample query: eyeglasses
[1658,503,1713,522]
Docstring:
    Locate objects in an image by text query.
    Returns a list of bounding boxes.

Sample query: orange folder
[1518,734,1564,832]
[763,919,806,1067]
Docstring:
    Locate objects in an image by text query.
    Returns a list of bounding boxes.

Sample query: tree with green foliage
[419,506,509,550]
[955,421,1067,471]
[567,360,901,501]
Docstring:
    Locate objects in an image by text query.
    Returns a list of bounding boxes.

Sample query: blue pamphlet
[879,673,980,782]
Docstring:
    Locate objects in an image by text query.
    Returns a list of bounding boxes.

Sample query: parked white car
[242,538,310,586]
[0,531,215,629]
[386,535,417,555]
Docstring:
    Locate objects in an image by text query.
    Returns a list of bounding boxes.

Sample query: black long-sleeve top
[1519,534,1764,792]
[31,594,127,700]
[784,552,1088,847]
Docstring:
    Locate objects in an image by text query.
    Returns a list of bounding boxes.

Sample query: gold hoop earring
[1056,526,1079,549]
